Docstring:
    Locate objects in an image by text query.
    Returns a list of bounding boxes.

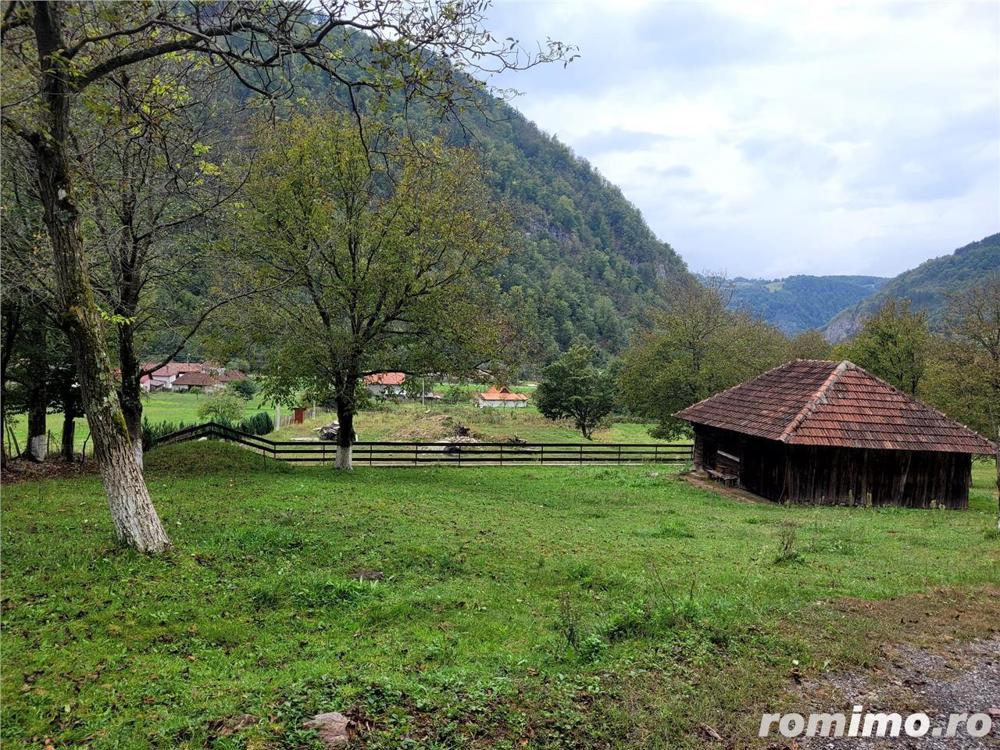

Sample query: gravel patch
[793,637,1000,749]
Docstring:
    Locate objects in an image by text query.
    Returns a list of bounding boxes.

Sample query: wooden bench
[706,468,738,487]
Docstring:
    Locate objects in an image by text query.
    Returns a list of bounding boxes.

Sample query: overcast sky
[484,0,1000,279]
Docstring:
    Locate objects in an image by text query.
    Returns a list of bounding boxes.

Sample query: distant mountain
[823,234,1000,342]
[718,275,889,335]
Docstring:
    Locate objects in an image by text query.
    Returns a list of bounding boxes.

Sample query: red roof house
[675,360,994,508]
[363,371,406,397]
[476,386,529,408]
[173,371,222,391]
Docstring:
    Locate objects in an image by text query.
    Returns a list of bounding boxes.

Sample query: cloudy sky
[485,0,1000,278]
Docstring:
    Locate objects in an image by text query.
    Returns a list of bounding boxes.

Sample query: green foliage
[227,378,258,399]
[224,114,509,445]
[838,298,929,395]
[238,411,274,436]
[535,345,616,439]
[620,279,790,436]
[197,391,248,424]
[140,418,188,450]
[788,329,833,360]
[921,276,1000,438]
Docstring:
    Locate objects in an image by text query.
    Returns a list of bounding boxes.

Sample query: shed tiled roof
[364,372,406,386]
[675,360,995,454]
[173,371,220,387]
[478,386,529,402]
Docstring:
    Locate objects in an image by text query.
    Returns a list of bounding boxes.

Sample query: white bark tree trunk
[30,2,170,554]
[335,444,353,470]
[29,434,48,462]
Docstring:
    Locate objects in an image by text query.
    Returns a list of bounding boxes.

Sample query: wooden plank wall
[693,425,971,509]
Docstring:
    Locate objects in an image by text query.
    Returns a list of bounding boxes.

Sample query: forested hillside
[823,234,1000,341]
[467,100,690,359]
[213,69,692,365]
[720,275,888,335]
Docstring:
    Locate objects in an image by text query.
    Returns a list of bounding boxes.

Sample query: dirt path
[789,636,999,748]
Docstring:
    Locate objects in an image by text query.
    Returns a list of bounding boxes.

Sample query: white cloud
[486,0,1000,277]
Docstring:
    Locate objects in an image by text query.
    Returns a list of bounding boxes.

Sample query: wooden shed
[675,360,995,509]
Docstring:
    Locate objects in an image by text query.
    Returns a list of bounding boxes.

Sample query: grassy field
[6,390,664,457]
[2,447,997,749]
[5,392,270,454]
[273,401,666,444]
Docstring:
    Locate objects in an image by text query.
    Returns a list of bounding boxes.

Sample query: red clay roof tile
[675,360,995,454]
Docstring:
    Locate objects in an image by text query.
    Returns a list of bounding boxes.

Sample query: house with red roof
[364,372,406,397]
[476,386,529,409]
[675,360,995,509]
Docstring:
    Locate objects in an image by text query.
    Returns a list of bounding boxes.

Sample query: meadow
[2,444,997,749]
[272,400,667,444]
[6,390,668,458]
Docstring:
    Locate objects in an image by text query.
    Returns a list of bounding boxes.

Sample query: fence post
[500,443,504,466]
[414,443,418,466]
[654,445,659,463]
[618,444,622,465]
[540,445,544,465]
[579,444,583,466]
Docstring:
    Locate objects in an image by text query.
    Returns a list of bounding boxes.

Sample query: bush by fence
[143,411,274,450]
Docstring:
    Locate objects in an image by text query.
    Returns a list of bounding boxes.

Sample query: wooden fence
[154,422,693,466]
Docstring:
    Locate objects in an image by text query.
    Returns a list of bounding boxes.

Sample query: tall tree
[1,1,567,551]
[620,278,789,437]
[228,115,508,469]
[839,298,929,395]
[922,278,1000,437]
[535,344,616,439]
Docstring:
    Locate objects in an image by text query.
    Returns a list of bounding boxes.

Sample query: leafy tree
[225,115,508,469]
[1,0,567,552]
[227,378,258,400]
[197,391,247,424]
[620,278,789,437]
[922,277,1000,439]
[788,330,833,360]
[839,298,928,395]
[535,345,616,439]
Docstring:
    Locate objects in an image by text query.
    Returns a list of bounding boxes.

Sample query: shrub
[227,378,258,399]
[774,522,805,565]
[238,411,274,436]
[197,391,247,423]
[141,418,188,450]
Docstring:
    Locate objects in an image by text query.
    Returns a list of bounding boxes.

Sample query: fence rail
[154,422,693,466]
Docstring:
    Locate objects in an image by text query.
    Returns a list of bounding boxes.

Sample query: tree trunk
[1,303,22,465]
[334,376,358,471]
[61,413,76,462]
[118,322,145,468]
[26,380,48,462]
[30,3,169,553]
[335,398,355,470]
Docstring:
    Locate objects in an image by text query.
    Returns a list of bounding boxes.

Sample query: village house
[675,360,995,509]
[143,361,205,391]
[364,372,407,398]
[140,361,246,392]
[172,371,224,393]
[476,386,529,408]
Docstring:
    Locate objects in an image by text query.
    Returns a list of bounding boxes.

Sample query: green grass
[6,392,268,454]
[272,401,667,444]
[3,447,997,748]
